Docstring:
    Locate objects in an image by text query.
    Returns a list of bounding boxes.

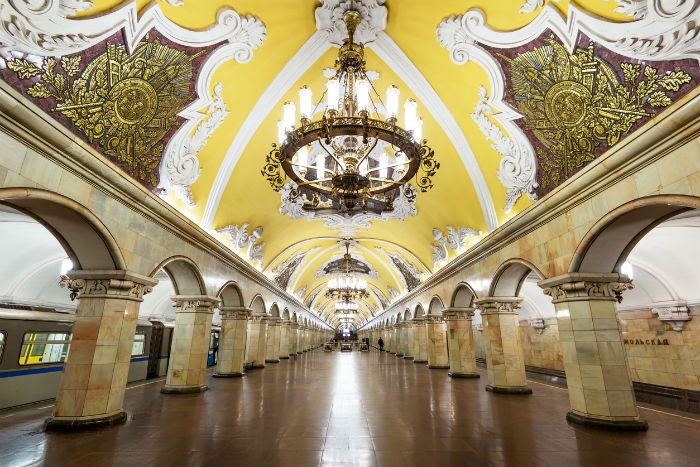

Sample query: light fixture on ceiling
[325,240,369,302]
[336,301,359,313]
[261,7,439,215]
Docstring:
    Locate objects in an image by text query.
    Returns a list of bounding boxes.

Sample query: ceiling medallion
[325,240,369,303]
[262,8,439,215]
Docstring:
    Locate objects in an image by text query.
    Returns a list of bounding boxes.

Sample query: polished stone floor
[0,348,698,467]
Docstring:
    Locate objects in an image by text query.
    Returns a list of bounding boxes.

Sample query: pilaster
[161,295,220,394]
[444,307,479,378]
[279,319,291,359]
[475,297,531,394]
[540,272,647,430]
[412,317,428,363]
[425,314,449,369]
[394,324,403,357]
[47,270,156,430]
[402,322,414,359]
[265,317,281,363]
[245,313,269,368]
[213,306,251,377]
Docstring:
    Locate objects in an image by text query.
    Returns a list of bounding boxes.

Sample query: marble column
[296,325,305,354]
[444,307,479,378]
[265,317,281,363]
[162,295,220,394]
[289,323,298,357]
[403,322,414,359]
[475,297,531,394]
[279,319,291,359]
[395,324,403,356]
[425,314,449,369]
[245,313,269,368]
[214,306,251,377]
[540,273,647,430]
[47,270,156,430]
[412,317,428,363]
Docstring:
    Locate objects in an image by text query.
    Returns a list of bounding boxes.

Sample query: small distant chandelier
[336,301,359,313]
[325,240,370,302]
[262,8,439,215]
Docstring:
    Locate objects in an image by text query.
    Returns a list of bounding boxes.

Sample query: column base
[566,411,648,431]
[296,351,303,355]
[486,385,532,394]
[404,356,414,359]
[396,353,404,357]
[413,359,428,364]
[44,411,127,431]
[449,372,480,378]
[161,384,208,394]
[427,365,450,369]
[213,372,245,378]
[280,356,290,359]
[265,359,280,363]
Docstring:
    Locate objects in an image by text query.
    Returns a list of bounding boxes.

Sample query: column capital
[250,313,269,324]
[425,313,444,323]
[538,272,632,304]
[267,316,282,326]
[474,297,522,315]
[443,307,475,320]
[172,295,220,312]
[61,269,158,302]
[412,316,426,324]
[219,306,251,320]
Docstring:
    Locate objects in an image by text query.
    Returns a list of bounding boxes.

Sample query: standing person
[378,337,384,351]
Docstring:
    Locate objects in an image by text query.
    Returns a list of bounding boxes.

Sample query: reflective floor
[0,349,698,467]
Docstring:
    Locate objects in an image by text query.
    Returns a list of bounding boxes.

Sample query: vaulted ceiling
[1,0,697,329]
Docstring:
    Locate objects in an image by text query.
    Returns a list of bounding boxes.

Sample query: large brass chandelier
[262,8,439,215]
[325,240,369,302]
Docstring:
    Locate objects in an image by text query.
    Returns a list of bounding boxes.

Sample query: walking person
[378,337,384,351]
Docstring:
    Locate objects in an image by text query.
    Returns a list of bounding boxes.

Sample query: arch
[282,308,290,320]
[403,308,413,321]
[249,294,266,314]
[451,282,476,307]
[395,312,402,323]
[428,295,445,315]
[571,195,700,273]
[270,303,280,318]
[150,256,206,295]
[291,312,298,323]
[217,281,244,307]
[490,259,544,297]
[0,188,125,270]
[414,304,425,318]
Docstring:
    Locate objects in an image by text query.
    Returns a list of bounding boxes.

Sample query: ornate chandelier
[336,301,359,313]
[262,8,439,215]
[325,240,369,302]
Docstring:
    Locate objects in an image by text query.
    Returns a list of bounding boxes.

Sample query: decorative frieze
[528,318,546,334]
[652,305,692,331]
[540,273,633,304]
[474,297,522,315]
[219,306,252,320]
[172,295,220,313]
[60,270,156,302]
[443,307,475,320]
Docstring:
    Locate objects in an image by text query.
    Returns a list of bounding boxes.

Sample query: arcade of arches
[0,2,698,466]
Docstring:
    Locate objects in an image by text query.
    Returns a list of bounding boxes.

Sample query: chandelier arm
[354,136,380,169]
[296,178,333,186]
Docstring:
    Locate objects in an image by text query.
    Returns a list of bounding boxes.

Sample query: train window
[0,331,6,364]
[19,332,71,366]
[132,332,146,357]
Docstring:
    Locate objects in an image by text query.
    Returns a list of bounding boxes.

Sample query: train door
[147,321,164,378]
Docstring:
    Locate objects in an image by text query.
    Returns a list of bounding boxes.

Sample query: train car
[207,327,220,367]
[0,309,157,410]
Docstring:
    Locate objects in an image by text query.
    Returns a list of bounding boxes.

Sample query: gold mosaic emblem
[7,36,203,186]
[503,37,691,189]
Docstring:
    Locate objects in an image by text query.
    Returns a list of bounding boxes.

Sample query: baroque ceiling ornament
[217,223,264,265]
[6,35,204,187]
[374,246,425,293]
[159,81,229,206]
[431,225,480,269]
[471,85,538,212]
[315,0,387,46]
[279,181,418,238]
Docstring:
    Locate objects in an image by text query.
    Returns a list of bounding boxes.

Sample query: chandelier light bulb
[379,152,387,179]
[356,79,370,112]
[299,86,313,120]
[396,153,408,175]
[277,120,287,144]
[297,146,308,176]
[404,99,417,132]
[326,78,341,112]
[386,85,399,120]
[283,101,296,132]
[317,153,325,179]
[414,117,423,142]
